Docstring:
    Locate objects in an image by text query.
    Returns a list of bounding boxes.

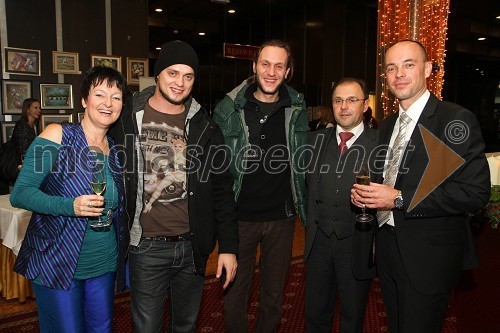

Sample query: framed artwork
[126,57,149,85]
[3,47,41,76]
[77,112,85,122]
[39,113,74,132]
[40,84,74,109]
[1,121,16,143]
[52,51,80,74]
[91,54,121,72]
[2,80,32,115]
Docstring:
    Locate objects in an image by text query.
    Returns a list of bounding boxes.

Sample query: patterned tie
[377,112,411,227]
[338,132,354,155]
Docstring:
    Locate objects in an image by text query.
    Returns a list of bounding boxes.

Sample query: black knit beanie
[154,40,198,77]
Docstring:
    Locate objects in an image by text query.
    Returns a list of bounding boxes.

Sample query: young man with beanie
[213,39,308,333]
[109,40,238,333]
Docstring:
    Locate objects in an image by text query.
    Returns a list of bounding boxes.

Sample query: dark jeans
[224,217,296,333]
[129,238,205,333]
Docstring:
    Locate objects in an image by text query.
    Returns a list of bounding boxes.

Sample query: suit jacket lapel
[400,94,439,171]
[316,128,337,182]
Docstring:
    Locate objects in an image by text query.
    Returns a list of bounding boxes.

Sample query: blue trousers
[129,238,205,333]
[32,271,116,333]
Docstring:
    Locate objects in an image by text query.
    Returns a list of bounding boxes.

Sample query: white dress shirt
[384,90,430,226]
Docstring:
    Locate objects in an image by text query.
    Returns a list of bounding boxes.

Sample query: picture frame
[39,113,74,132]
[1,121,16,143]
[40,84,74,109]
[91,54,121,72]
[126,57,149,85]
[2,80,32,115]
[77,112,85,122]
[3,47,41,76]
[52,51,80,74]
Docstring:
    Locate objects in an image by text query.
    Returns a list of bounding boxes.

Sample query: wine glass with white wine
[355,161,374,225]
[89,160,107,229]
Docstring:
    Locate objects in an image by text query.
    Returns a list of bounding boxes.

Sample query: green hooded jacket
[213,80,308,224]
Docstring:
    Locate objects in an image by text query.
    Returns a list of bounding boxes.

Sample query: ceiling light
[156,47,161,50]
[228,9,236,14]
[478,37,486,41]
[497,15,500,19]
[155,8,162,12]
[198,32,206,36]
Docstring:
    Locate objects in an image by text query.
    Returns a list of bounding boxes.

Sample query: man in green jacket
[213,39,308,333]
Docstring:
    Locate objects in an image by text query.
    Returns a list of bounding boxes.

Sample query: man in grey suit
[305,77,378,333]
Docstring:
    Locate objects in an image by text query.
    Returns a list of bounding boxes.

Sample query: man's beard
[159,86,187,106]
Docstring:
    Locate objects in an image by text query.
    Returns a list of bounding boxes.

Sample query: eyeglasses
[333,97,367,105]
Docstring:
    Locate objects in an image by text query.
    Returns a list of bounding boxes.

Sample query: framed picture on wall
[3,47,41,76]
[40,84,74,110]
[126,57,149,85]
[1,121,16,143]
[77,112,85,122]
[2,80,32,115]
[91,54,121,72]
[39,113,74,132]
[52,51,80,74]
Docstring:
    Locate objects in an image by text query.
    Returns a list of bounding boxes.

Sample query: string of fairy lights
[376,0,451,117]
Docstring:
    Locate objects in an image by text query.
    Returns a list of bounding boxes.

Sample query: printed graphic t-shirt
[139,101,189,237]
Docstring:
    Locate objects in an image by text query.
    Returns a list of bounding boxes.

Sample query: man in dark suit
[352,40,490,332]
[305,77,378,333]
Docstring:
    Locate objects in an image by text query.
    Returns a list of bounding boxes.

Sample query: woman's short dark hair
[80,66,127,102]
[21,98,40,122]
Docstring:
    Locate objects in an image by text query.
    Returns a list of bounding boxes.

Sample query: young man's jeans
[224,217,296,333]
[129,237,205,333]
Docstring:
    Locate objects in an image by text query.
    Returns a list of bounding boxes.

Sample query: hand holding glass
[355,162,374,224]
[89,161,108,228]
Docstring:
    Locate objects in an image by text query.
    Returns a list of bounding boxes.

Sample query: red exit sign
[223,43,259,60]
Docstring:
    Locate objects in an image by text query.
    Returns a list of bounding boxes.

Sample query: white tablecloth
[0,194,32,255]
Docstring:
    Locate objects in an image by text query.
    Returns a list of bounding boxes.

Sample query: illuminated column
[376,0,451,118]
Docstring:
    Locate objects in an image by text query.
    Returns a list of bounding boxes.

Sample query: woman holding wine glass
[10,66,128,333]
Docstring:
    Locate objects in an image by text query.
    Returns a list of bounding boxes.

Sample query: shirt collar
[398,90,430,123]
[336,121,365,142]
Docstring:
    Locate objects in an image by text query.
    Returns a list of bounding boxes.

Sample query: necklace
[81,122,109,153]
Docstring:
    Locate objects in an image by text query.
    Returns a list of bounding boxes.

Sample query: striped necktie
[377,112,411,227]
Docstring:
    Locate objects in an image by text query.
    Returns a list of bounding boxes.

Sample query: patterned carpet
[0,257,458,332]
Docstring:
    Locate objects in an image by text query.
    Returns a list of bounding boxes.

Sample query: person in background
[312,105,335,130]
[213,39,308,333]
[363,106,378,129]
[109,40,238,333]
[12,98,41,159]
[352,40,490,332]
[10,66,128,333]
[308,106,321,130]
[305,78,377,333]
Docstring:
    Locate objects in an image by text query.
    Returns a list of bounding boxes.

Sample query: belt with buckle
[143,235,189,242]
[382,224,395,233]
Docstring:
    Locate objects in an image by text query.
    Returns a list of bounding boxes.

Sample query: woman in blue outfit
[10,66,128,333]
